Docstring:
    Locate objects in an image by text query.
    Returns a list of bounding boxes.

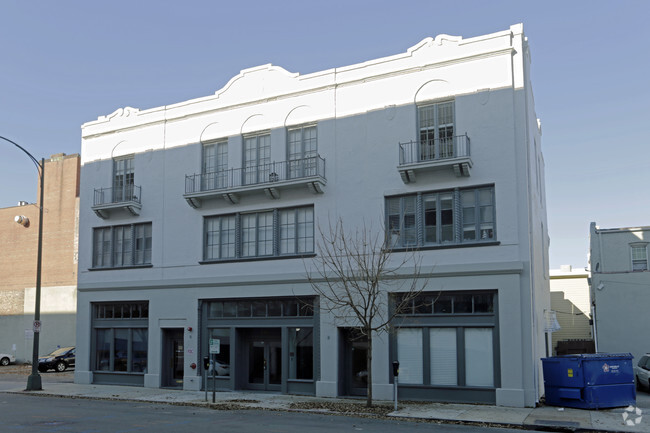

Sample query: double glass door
[247,330,281,391]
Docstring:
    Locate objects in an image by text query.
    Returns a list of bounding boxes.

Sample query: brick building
[0,153,80,362]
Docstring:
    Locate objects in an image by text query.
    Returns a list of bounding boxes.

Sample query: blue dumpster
[542,353,636,409]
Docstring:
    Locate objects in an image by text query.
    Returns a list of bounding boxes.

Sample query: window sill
[89,264,153,271]
[200,253,316,265]
[390,241,500,252]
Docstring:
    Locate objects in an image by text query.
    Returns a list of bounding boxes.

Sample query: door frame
[242,328,282,391]
[339,327,368,397]
[161,328,184,388]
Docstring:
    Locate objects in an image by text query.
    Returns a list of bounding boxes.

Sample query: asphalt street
[0,394,549,433]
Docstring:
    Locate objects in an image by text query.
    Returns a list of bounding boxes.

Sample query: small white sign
[33,320,42,333]
[209,338,220,354]
[25,330,34,339]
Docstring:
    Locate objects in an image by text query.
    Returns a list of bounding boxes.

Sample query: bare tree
[305,218,428,407]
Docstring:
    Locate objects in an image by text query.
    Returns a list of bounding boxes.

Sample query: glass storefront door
[246,329,281,391]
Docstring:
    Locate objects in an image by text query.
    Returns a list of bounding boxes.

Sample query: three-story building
[75,24,549,407]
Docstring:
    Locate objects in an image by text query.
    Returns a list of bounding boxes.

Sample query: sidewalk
[2,381,649,433]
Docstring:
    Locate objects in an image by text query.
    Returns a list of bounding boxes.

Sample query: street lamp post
[1,135,44,391]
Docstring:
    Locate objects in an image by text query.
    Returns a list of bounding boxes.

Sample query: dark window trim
[199,253,315,265]
[89,264,153,271]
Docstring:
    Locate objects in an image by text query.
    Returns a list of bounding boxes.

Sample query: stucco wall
[75,24,547,407]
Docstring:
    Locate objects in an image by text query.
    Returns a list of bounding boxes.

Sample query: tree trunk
[366,329,373,408]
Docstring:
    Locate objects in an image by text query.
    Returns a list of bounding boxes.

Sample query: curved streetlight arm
[1,135,44,391]
[0,135,43,174]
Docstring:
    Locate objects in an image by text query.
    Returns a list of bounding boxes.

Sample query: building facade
[589,222,649,362]
[75,24,549,407]
[549,265,592,355]
[0,153,79,362]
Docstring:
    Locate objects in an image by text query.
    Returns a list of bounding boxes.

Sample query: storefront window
[465,328,493,386]
[210,328,230,376]
[114,329,128,372]
[96,329,110,371]
[132,329,148,373]
[288,327,313,380]
[92,302,149,374]
[397,328,423,384]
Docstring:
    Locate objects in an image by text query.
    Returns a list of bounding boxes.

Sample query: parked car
[214,360,230,376]
[0,353,16,366]
[635,353,650,392]
[38,347,75,372]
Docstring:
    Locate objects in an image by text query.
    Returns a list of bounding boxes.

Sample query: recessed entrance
[162,328,184,388]
[243,328,281,391]
[340,328,368,396]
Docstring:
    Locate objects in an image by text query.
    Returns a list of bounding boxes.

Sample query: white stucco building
[75,24,549,407]
[589,222,649,362]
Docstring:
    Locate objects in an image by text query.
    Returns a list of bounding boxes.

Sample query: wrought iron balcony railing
[398,134,470,165]
[185,155,326,194]
[94,185,141,206]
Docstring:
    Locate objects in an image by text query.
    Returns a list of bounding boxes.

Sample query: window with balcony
[203,206,314,262]
[244,132,271,185]
[113,155,135,202]
[418,101,454,161]
[202,140,228,190]
[92,223,152,269]
[631,244,648,271]
[386,186,495,248]
[287,125,317,179]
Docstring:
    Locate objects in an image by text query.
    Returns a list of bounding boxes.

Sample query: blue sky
[1,0,649,269]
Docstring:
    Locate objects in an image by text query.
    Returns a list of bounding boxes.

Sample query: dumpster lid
[544,353,633,360]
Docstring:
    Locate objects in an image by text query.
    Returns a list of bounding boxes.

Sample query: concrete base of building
[144,374,159,388]
[316,380,337,398]
[74,371,93,384]
[183,375,202,391]
[496,388,526,407]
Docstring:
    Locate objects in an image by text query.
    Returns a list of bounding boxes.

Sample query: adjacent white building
[75,24,549,407]
[589,222,649,361]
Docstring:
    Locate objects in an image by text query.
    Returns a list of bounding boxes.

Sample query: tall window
[204,206,314,261]
[387,186,495,248]
[280,207,314,255]
[113,156,134,202]
[631,245,648,271]
[289,327,313,380]
[202,141,228,190]
[205,215,236,260]
[92,223,152,268]
[287,125,317,179]
[418,101,454,160]
[242,211,274,257]
[243,133,271,185]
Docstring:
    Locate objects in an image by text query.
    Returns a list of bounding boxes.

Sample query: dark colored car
[38,346,75,372]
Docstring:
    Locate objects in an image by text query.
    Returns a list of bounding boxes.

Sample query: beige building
[549,265,592,355]
[0,153,80,362]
